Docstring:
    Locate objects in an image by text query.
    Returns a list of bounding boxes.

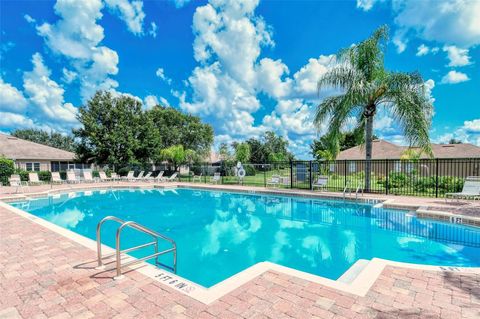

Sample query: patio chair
[66,171,80,184]
[166,172,178,182]
[51,172,65,184]
[211,172,221,184]
[312,176,329,191]
[192,173,202,182]
[28,172,44,186]
[134,171,145,181]
[83,171,95,183]
[98,171,112,182]
[154,171,165,182]
[110,173,119,181]
[9,174,29,193]
[266,175,281,187]
[121,171,135,182]
[445,176,480,202]
[142,172,153,181]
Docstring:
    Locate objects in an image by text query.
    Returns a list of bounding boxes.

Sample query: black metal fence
[25,158,477,198]
[180,158,480,198]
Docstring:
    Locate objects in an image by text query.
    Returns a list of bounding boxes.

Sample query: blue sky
[1,0,479,158]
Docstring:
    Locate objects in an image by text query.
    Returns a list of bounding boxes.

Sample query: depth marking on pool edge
[154,271,196,294]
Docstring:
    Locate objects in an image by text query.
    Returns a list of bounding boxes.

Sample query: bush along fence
[185,158,480,198]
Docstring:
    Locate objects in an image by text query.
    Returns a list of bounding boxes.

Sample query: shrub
[37,171,52,182]
[244,165,256,176]
[0,157,15,185]
[15,169,29,181]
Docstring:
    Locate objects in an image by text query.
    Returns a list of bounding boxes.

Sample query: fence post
[385,159,389,195]
[263,165,266,187]
[290,161,293,189]
[309,161,313,190]
[344,161,347,189]
[435,158,439,198]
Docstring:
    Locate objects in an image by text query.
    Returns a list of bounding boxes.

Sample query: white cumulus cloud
[104,0,146,35]
[442,45,472,67]
[441,70,470,84]
[0,78,28,112]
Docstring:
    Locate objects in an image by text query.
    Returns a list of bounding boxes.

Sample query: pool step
[337,259,370,284]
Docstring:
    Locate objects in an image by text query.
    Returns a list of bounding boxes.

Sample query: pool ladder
[343,182,364,200]
[96,216,177,280]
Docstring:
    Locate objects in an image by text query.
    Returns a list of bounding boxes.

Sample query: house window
[26,162,40,171]
[329,164,335,172]
[349,161,356,173]
[394,161,402,172]
[405,163,414,173]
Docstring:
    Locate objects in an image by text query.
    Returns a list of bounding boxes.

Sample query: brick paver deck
[1,205,479,319]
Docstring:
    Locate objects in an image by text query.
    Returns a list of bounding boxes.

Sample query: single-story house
[0,132,81,172]
[326,139,480,177]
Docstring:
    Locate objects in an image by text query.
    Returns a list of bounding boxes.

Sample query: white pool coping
[1,188,479,305]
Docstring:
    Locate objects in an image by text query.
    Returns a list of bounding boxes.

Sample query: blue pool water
[10,188,480,287]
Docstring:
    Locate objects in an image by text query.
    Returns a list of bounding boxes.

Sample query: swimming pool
[9,187,480,287]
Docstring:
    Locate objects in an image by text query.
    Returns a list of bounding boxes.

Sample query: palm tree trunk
[365,114,374,192]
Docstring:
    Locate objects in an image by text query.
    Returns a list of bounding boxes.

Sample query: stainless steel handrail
[96,216,126,268]
[96,216,177,279]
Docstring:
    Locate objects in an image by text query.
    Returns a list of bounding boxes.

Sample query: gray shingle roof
[0,133,75,161]
[336,139,480,160]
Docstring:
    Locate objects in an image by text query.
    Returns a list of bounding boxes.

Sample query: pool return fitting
[96,216,177,280]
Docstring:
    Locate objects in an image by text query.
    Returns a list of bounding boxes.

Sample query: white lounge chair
[9,174,28,193]
[312,176,329,191]
[122,171,135,181]
[135,171,145,181]
[98,171,112,182]
[83,171,95,183]
[51,172,65,184]
[67,171,80,184]
[142,172,153,181]
[192,173,202,182]
[266,175,281,187]
[211,172,221,184]
[166,172,178,182]
[154,171,164,182]
[111,173,119,181]
[445,176,480,202]
[28,172,43,186]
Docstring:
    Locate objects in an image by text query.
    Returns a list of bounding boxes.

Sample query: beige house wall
[15,160,52,172]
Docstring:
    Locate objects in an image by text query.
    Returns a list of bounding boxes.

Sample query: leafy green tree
[448,138,462,144]
[218,143,232,162]
[246,131,294,164]
[74,91,144,164]
[0,156,15,185]
[160,145,196,171]
[234,142,251,163]
[147,106,213,158]
[12,129,76,152]
[315,26,432,190]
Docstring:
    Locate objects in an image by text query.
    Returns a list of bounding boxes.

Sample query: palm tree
[315,26,433,191]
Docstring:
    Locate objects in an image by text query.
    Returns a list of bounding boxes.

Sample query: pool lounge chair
[83,171,95,183]
[266,175,281,187]
[51,172,65,184]
[166,172,178,182]
[111,173,119,181]
[9,174,29,193]
[67,171,80,184]
[135,171,145,181]
[192,173,202,182]
[28,172,44,186]
[211,172,221,184]
[312,176,329,191]
[121,171,135,182]
[98,171,112,182]
[154,171,164,182]
[142,172,153,181]
[445,176,480,202]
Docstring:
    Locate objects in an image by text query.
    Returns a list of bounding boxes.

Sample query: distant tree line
[12,129,77,152]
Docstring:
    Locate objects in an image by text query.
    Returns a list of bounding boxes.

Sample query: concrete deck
[1,206,479,319]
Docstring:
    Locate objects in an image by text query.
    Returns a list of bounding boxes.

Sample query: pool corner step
[337,259,370,284]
